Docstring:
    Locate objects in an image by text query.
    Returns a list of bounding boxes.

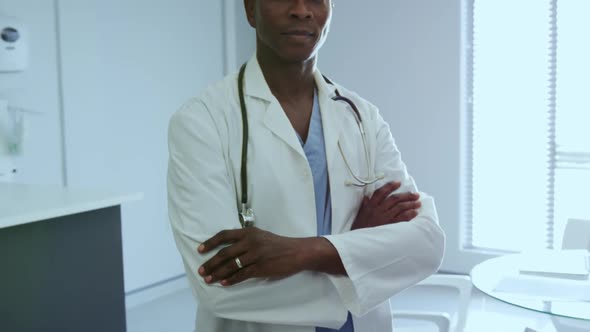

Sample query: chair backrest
[562,218,590,251]
[390,274,472,332]
[552,316,590,332]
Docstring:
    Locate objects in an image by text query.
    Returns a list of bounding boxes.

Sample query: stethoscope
[237,63,384,228]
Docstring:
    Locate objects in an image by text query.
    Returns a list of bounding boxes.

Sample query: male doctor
[167,0,445,331]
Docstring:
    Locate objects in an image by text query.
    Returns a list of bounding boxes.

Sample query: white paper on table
[494,274,590,302]
[518,249,589,279]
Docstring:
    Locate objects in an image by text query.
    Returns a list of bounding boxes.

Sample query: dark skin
[250,0,331,142]
[198,0,421,287]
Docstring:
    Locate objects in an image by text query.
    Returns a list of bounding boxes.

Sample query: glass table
[471,253,590,330]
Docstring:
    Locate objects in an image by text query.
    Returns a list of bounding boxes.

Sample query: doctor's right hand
[351,181,421,230]
[197,227,349,285]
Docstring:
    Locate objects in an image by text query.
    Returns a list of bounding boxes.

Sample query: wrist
[296,237,322,271]
[296,237,345,275]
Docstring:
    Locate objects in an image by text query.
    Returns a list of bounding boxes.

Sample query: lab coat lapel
[244,56,306,158]
[262,102,306,157]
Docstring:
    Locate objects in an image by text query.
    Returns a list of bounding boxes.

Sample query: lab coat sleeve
[323,109,446,317]
[167,99,348,328]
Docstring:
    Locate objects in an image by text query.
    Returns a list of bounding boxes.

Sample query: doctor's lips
[281,29,315,37]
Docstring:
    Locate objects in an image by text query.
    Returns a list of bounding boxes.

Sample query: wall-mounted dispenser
[1,99,42,156]
[0,15,28,72]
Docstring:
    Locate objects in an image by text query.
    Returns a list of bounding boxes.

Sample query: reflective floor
[126,282,565,332]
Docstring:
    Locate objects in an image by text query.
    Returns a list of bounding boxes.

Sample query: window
[466,0,590,252]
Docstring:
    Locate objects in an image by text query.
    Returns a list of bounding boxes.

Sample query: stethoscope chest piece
[239,205,256,228]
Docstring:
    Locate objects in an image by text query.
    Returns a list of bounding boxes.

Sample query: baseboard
[125,274,190,310]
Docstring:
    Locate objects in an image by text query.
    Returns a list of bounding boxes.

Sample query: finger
[361,196,369,207]
[220,264,258,287]
[208,251,258,283]
[200,240,248,278]
[389,201,422,218]
[199,229,244,254]
[357,196,370,214]
[369,182,401,207]
[351,197,371,230]
[381,192,420,211]
[394,209,419,222]
[372,208,419,228]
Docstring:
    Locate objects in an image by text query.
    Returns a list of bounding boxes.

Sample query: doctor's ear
[244,0,257,28]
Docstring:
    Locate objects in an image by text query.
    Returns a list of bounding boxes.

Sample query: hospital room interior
[1,1,589,331]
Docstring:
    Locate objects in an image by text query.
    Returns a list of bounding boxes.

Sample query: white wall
[234,0,255,68]
[319,1,462,271]
[232,1,463,271]
[1,0,227,292]
[58,0,225,291]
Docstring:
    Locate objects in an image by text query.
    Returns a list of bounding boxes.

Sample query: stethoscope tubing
[237,63,384,219]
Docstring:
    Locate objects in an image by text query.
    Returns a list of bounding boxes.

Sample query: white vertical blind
[553,0,590,249]
[471,0,550,251]
[545,0,557,249]
[468,0,589,252]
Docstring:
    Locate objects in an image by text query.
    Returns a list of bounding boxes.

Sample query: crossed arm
[167,101,444,325]
[198,181,422,287]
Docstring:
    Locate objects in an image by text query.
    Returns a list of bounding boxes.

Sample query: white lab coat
[167,55,445,332]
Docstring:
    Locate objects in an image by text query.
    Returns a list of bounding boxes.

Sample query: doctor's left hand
[197,228,313,286]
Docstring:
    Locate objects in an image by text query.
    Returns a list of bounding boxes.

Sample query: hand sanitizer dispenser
[0,16,28,72]
[0,99,27,155]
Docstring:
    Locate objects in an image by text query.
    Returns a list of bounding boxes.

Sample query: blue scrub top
[296,90,354,332]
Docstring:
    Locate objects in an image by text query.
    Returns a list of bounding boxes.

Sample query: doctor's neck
[256,46,317,101]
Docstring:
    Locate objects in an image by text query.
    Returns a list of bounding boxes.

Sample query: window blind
[466,0,590,252]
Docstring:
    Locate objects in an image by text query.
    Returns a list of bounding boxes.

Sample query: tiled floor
[125,286,576,332]
[126,287,197,332]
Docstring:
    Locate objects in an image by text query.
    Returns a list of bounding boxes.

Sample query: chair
[524,218,590,332]
[550,218,590,331]
[524,317,590,332]
[393,311,451,332]
[551,316,590,332]
[561,218,590,251]
[390,274,473,332]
